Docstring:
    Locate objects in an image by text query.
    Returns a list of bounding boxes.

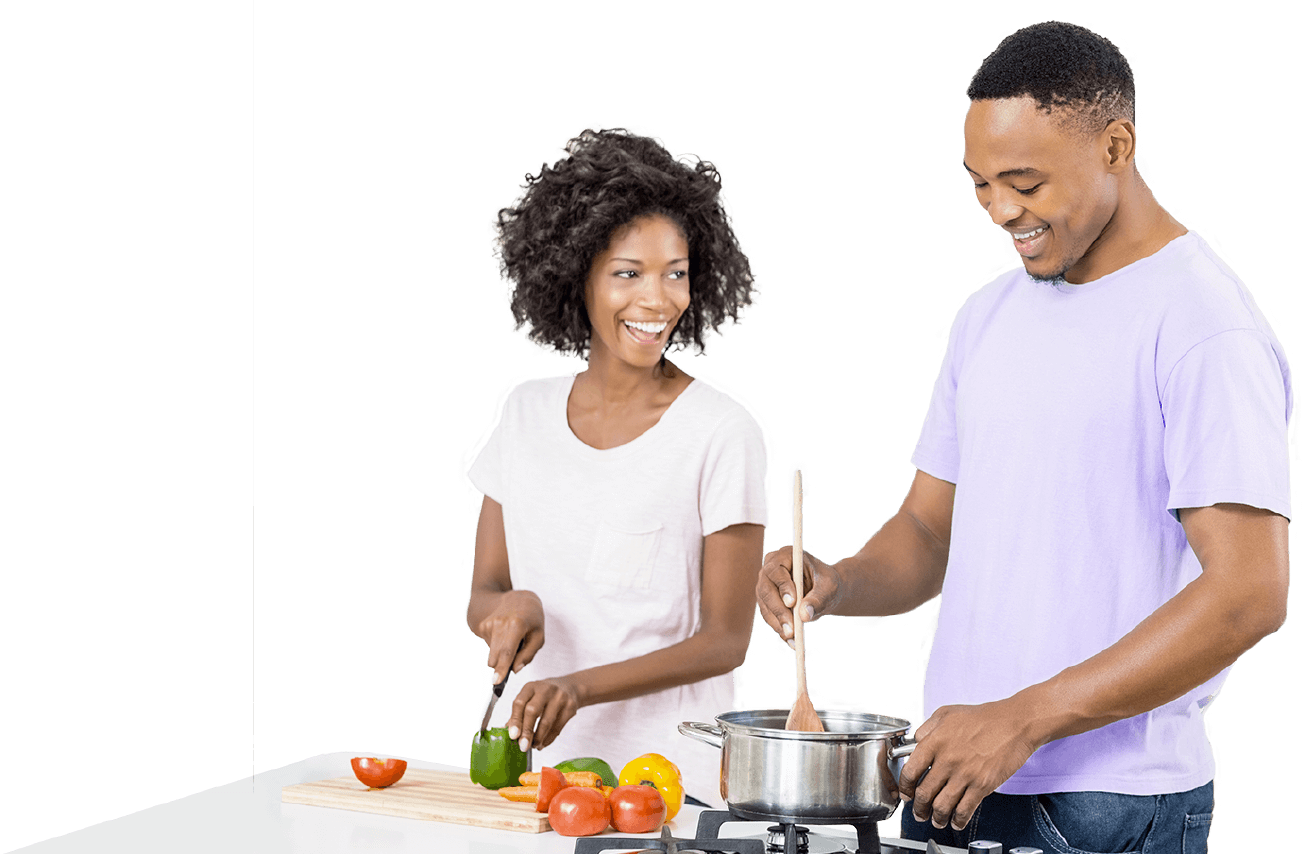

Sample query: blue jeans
[900,782,1213,854]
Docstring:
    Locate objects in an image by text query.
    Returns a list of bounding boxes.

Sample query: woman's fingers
[507,679,578,752]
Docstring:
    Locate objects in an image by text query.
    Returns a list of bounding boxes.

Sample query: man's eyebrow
[963,161,1044,180]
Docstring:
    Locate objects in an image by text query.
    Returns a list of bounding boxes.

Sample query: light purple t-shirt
[912,232,1291,795]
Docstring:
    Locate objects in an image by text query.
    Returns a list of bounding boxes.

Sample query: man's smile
[1010,225,1050,257]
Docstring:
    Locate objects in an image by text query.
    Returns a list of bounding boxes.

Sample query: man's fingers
[897,742,935,801]
[756,547,797,637]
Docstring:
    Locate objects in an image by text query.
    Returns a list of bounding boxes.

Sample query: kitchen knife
[479,671,510,733]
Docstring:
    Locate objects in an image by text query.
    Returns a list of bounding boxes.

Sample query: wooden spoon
[785,470,825,732]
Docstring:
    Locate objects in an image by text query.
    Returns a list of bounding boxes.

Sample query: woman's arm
[507,521,765,751]
[466,496,545,685]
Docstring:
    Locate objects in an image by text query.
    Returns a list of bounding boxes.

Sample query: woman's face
[584,214,690,371]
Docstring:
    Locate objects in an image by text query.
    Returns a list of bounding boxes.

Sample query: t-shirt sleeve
[468,393,512,505]
[911,313,964,485]
[699,407,768,536]
[1162,329,1292,520]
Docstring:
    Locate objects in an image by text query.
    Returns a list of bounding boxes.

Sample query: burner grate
[695,810,881,854]
[572,824,766,854]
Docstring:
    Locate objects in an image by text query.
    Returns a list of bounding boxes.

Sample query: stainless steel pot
[679,709,917,823]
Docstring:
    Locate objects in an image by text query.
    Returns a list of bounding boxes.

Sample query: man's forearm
[828,508,950,617]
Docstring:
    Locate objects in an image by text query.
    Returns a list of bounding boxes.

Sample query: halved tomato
[548,785,610,837]
[535,765,567,813]
[351,757,407,788]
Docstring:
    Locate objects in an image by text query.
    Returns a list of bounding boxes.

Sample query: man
[756,21,1290,852]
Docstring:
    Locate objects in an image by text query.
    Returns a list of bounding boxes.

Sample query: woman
[466,129,766,805]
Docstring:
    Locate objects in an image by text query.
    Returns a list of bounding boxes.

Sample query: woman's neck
[575,345,680,405]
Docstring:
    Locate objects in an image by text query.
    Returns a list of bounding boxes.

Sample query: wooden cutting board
[281,768,551,832]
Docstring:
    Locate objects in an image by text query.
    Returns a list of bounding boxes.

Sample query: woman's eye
[613,268,686,280]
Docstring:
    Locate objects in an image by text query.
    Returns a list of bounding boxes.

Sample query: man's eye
[1015,185,1041,196]
[973,181,989,190]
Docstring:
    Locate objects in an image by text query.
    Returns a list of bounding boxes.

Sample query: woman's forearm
[563,624,752,707]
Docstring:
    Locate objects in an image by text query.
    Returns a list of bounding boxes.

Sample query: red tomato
[535,766,567,813]
[608,784,666,833]
[351,757,407,788]
[547,785,610,837]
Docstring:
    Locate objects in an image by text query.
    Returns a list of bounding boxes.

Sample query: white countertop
[9,753,779,854]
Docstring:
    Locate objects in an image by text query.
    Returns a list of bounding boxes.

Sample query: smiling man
[756,21,1291,853]
[961,27,1181,287]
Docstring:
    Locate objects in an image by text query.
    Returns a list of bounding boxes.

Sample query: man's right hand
[756,546,842,646]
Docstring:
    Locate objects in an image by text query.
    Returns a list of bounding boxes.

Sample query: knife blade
[479,671,509,733]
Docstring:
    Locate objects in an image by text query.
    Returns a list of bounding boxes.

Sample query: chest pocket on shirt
[584,524,663,590]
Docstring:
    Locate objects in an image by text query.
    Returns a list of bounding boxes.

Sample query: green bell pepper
[469,727,529,790]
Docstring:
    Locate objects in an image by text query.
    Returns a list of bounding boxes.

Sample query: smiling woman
[464,129,768,805]
[496,129,754,357]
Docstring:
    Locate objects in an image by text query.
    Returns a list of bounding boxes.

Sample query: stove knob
[1009,849,1044,854]
[968,844,1001,854]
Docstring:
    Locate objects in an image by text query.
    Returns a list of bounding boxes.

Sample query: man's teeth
[624,320,667,334]
[1014,226,1047,240]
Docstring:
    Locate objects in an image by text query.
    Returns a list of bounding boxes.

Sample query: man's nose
[986,188,1023,225]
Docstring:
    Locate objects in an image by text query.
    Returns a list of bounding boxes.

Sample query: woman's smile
[622,319,669,344]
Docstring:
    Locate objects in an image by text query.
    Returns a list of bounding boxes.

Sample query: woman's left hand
[506,676,582,752]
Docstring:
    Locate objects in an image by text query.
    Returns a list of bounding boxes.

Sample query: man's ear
[1104,119,1137,171]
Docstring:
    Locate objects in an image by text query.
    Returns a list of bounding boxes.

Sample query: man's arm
[755,470,955,641]
[902,502,1288,832]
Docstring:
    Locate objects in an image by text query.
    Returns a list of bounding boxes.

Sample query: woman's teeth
[1014,226,1047,240]
[624,320,667,334]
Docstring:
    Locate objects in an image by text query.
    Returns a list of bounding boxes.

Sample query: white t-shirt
[912,232,1291,794]
[469,376,768,804]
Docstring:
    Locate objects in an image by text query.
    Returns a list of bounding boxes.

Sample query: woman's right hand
[755,546,842,646]
[475,589,545,684]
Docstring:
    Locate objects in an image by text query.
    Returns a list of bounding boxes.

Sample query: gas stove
[572,809,1044,854]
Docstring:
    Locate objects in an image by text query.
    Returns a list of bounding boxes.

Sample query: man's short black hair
[968,21,1135,134]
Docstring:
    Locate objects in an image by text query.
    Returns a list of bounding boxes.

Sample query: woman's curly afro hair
[496,129,754,357]
[968,21,1134,135]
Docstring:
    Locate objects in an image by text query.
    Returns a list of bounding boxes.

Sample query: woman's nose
[638,276,671,309]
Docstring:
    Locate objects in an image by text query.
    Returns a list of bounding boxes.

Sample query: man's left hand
[897,697,1042,831]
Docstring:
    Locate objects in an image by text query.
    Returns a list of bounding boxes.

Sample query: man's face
[963,97,1119,284]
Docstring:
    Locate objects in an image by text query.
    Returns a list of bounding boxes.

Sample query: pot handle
[888,737,916,761]
[677,721,725,749]
[887,736,928,787]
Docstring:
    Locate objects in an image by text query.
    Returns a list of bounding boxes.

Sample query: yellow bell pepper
[619,753,685,821]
